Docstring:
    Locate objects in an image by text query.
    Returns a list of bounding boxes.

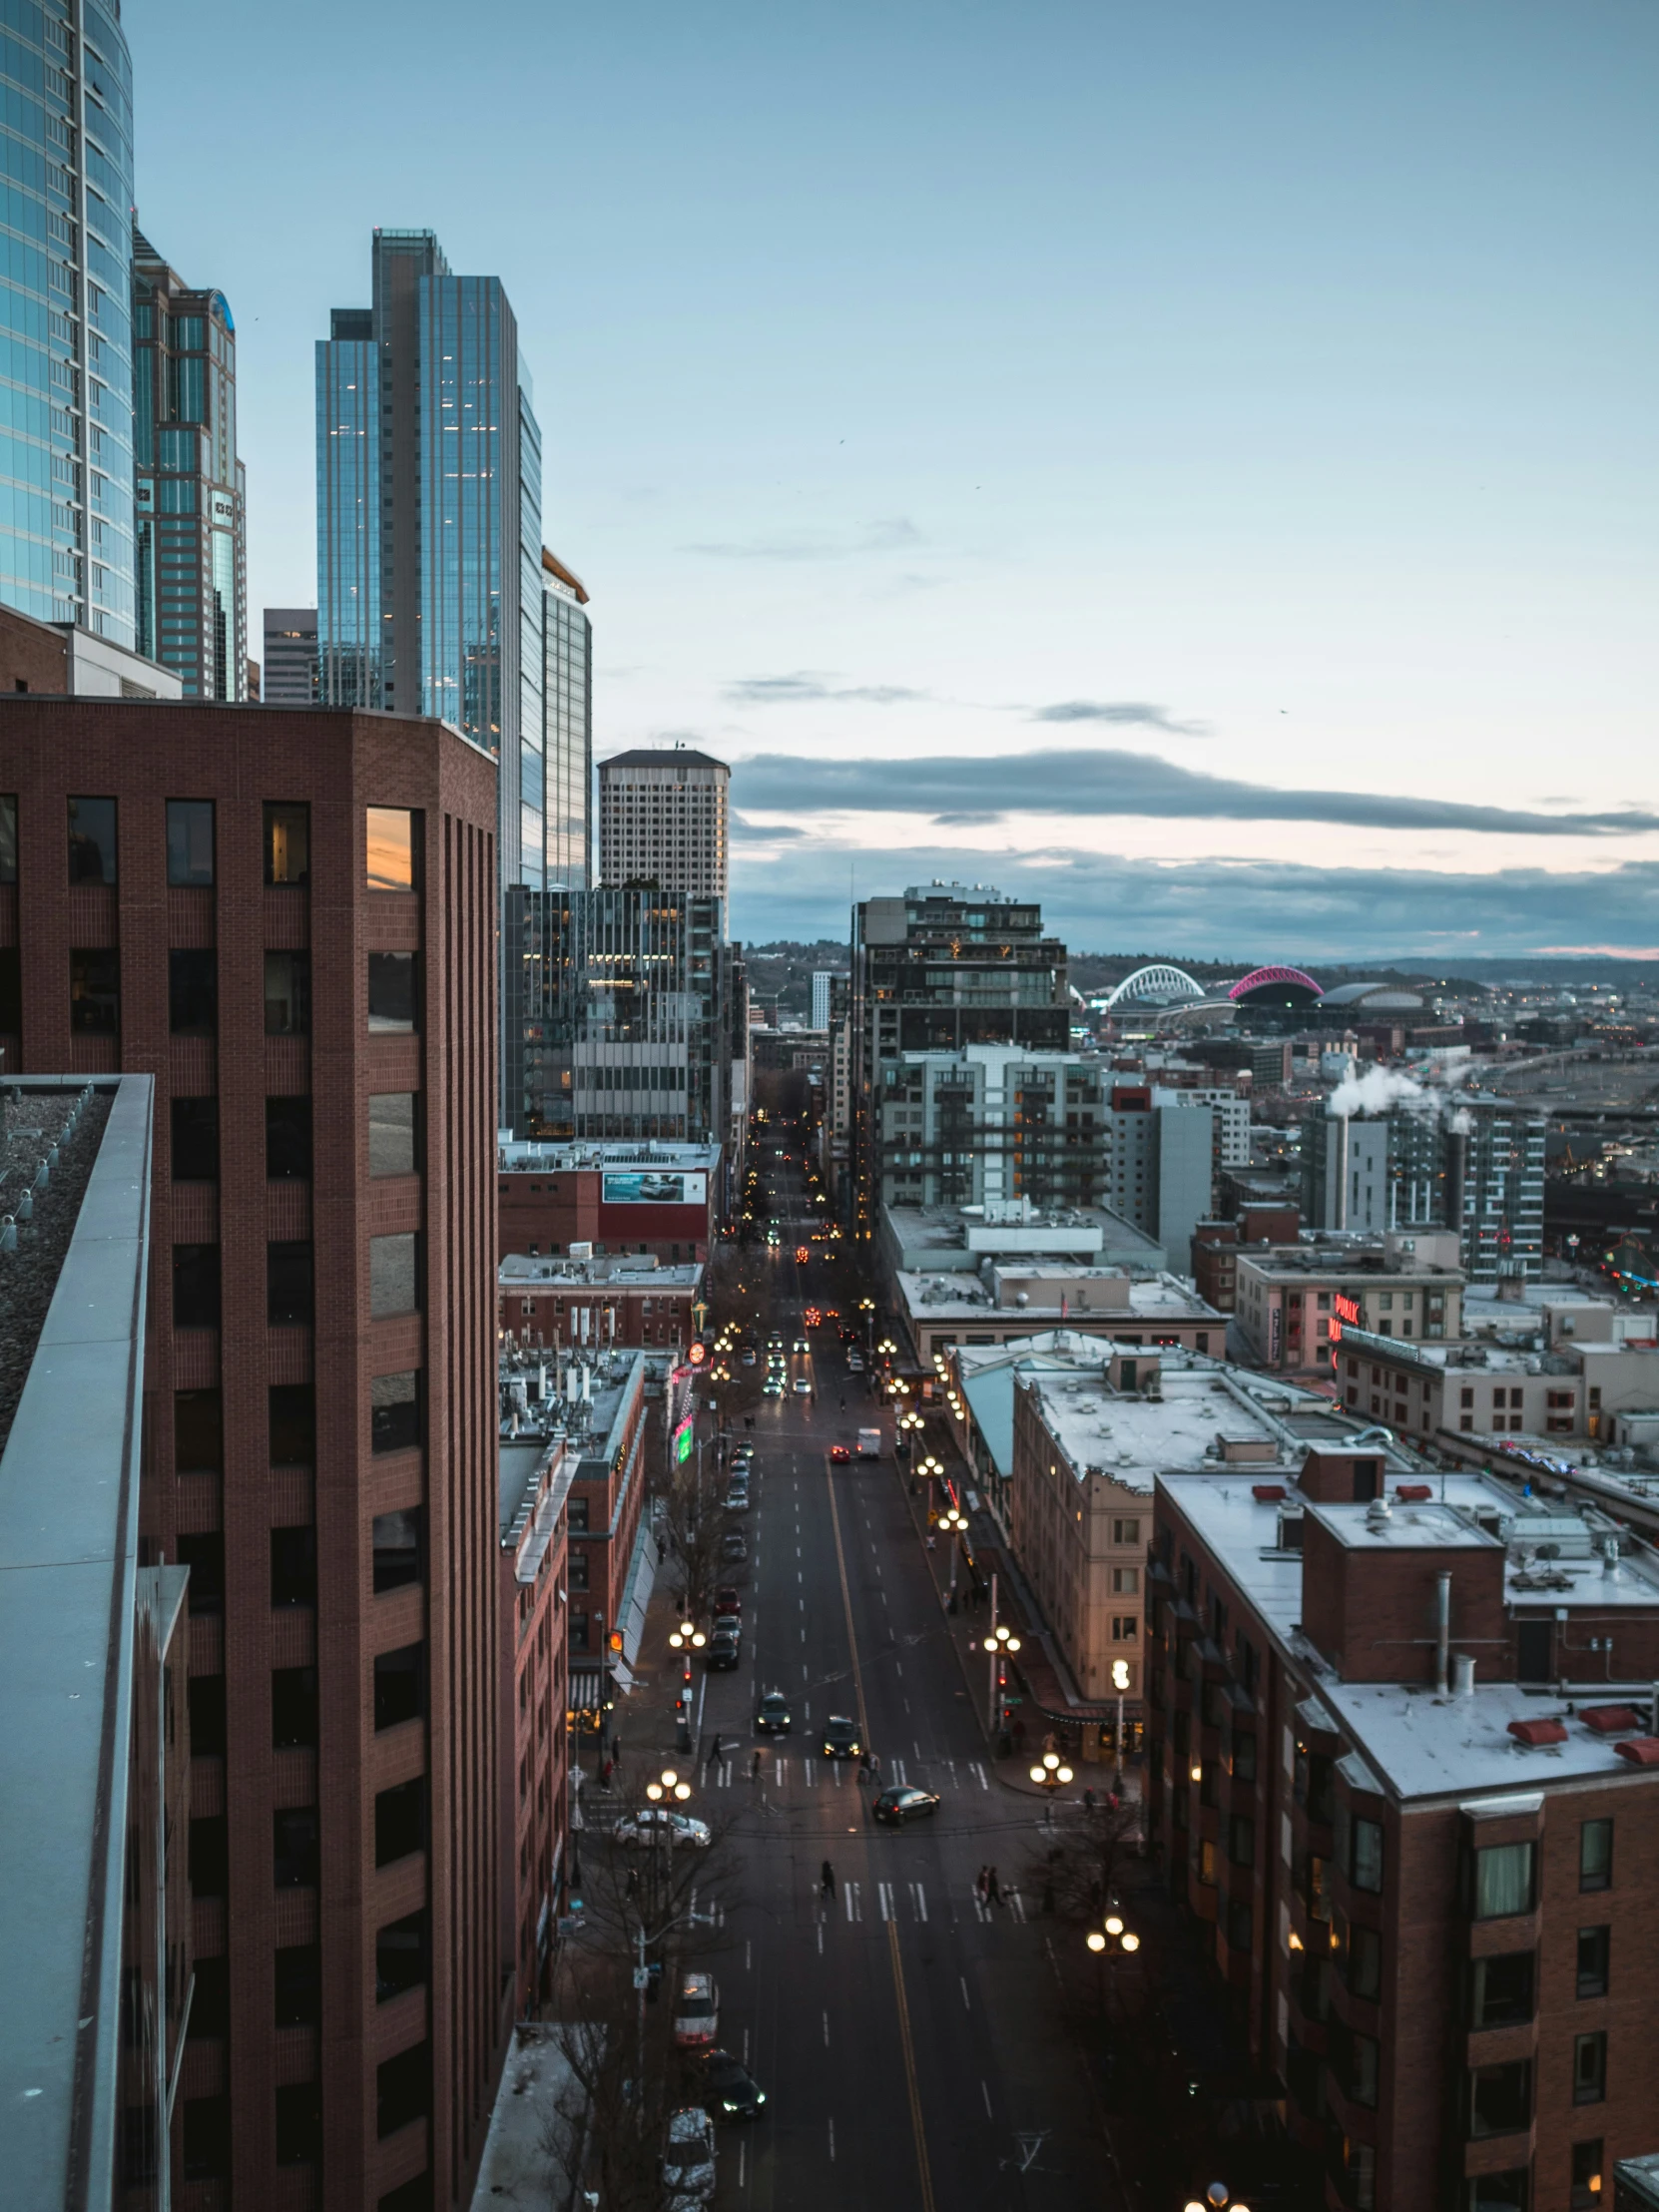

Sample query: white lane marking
[740,2137,748,2189]
[829,2116,835,2161]
[910,1881,928,1924]
[823,2008,830,2046]
[776,1758,787,1788]
[877,1881,894,1922]
[891,1758,907,1785]
[946,1759,957,1789]
[746,1938,753,1970]
[960,1974,971,2009]
[844,1881,861,1922]
[798,1570,804,1584]
[799,1596,805,1611]
[980,2079,993,2119]
[914,1740,922,1761]
[832,1762,842,1789]
[893,1661,903,1678]
[1008,1889,1027,1923]
[803,1663,809,1680]
[971,1761,989,1790]
[971,1896,989,1924]
[801,1628,806,1643]
[805,1756,816,1787]
[818,1925,824,1954]
[743,2025,750,2062]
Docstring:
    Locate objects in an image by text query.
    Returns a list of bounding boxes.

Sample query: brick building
[496,1430,571,2016]
[1147,1458,1659,2211]
[0,702,505,2211]
[1235,1232,1465,1379]
[496,1137,719,1263]
[1337,1321,1659,1451]
[498,1252,704,1355]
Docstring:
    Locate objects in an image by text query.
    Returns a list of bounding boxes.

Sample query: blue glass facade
[314,327,378,707]
[0,0,137,644]
[541,560,591,889]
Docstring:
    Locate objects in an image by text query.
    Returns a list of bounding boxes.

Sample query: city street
[621,1134,1120,2211]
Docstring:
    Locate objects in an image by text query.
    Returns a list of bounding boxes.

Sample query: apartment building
[1234,1233,1465,1379]
[597,747,729,899]
[0,701,504,2212]
[497,1138,720,1263]
[1147,1460,1659,2212]
[496,1429,571,2017]
[497,1252,704,1355]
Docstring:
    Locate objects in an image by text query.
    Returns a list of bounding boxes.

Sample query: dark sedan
[872,1785,941,1828]
[821,1715,862,1760]
[700,2048,768,2120]
[756,1690,792,1733]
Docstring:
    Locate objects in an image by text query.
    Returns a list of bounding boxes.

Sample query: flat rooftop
[497,1137,721,1174]
[499,1347,646,1480]
[1238,1244,1463,1281]
[1342,1326,1577,1377]
[897,1268,1217,1322]
[501,1252,704,1291]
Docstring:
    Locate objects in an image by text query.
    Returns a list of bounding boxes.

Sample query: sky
[130,0,1657,960]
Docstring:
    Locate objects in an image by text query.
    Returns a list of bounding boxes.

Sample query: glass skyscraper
[132,228,246,697]
[0,0,138,644]
[540,548,591,889]
[317,229,549,891]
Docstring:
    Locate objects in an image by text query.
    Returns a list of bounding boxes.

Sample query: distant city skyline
[128,0,1656,954]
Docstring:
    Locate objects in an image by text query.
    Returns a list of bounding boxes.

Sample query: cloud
[727,843,1659,962]
[930,810,1007,826]
[684,516,922,562]
[729,813,809,842]
[729,748,1659,840]
[1031,700,1209,736]
[724,673,932,707]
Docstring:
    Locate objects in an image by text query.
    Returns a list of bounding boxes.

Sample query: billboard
[602,1170,707,1207]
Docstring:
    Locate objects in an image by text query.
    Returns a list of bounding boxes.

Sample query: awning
[618,1519,661,1667]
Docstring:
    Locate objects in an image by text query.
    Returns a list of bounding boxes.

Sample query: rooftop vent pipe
[1435,1570,1451,1699]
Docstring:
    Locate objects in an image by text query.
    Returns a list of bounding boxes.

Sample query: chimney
[1434,1570,1451,1698]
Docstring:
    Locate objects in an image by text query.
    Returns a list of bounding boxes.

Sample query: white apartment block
[598,747,730,898]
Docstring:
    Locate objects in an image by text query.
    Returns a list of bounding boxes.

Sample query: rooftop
[896,1266,1216,1323]
[501,1252,704,1292]
[882,1199,1165,1268]
[1341,1325,1577,1377]
[599,747,729,775]
[499,1345,646,1477]
[1238,1241,1464,1281]
[497,1137,721,1174]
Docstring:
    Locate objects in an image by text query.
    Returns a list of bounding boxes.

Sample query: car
[700,2048,768,2121]
[662,2106,717,2204]
[767,1333,784,1350]
[730,1443,755,1464]
[821,1715,862,1760]
[756,1689,792,1733]
[793,1338,810,1354]
[830,1443,851,1463]
[793,1378,812,1395]
[724,1490,752,1514]
[721,1533,748,1562]
[846,1354,864,1373]
[741,1348,757,1366]
[673,1972,721,2048]
[873,1785,942,1828]
[763,1380,785,1397]
[612,1808,713,1849]
[714,1586,742,1615]
[894,1438,910,1460]
[706,1628,741,1670]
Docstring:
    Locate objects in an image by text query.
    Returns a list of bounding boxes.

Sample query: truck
[856,1428,882,1459]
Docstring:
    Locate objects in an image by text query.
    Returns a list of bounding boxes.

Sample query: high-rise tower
[597,747,729,897]
[0,0,138,645]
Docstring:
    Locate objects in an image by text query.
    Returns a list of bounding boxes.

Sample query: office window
[188,1815,229,1897]
[1468,2058,1531,2137]
[1470,1950,1534,2028]
[264,950,310,1035]
[1351,1817,1384,1894]
[1576,1926,1609,1999]
[265,802,308,884]
[275,2080,322,2171]
[374,1777,425,1868]
[266,1095,312,1179]
[168,949,217,1035]
[175,1531,224,1617]
[366,806,417,890]
[274,1943,321,2027]
[170,1096,219,1182]
[374,1643,425,1731]
[187,1674,227,1757]
[70,947,119,1032]
[273,1808,320,1888]
[376,2041,431,2139]
[1339,1915,1382,2002]
[372,1507,424,1593]
[1228,1815,1255,1868]
[370,1232,420,1319]
[267,1241,314,1326]
[69,796,117,881]
[173,1244,221,1330]
[1571,2141,1604,2210]
[272,1667,318,1749]
[370,1092,417,1176]
[0,943,17,1032]
[0,794,14,880]
[367,951,419,1031]
[1474,1841,1534,1920]
[181,2095,231,2182]
[376,1910,428,2002]
[166,800,215,885]
[271,1525,317,1609]
[175,1387,223,1472]
[1572,2031,1606,2106]
[1579,1819,1612,1893]
[1463,2173,1527,2212]
[371,1372,421,1454]
[269,1383,315,1467]
[187,1955,229,2039]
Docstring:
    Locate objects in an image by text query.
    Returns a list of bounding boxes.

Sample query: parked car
[873,1786,942,1828]
[724,1489,752,1513]
[707,1624,741,1670]
[673,1972,721,2049]
[700,2048,768,2121]
[830,1443,851,1463]
[721,1533,748,1562]
[612,1808,713,1849]
[846,1353,864,1372]
[714,1586,742,1615]
[662,2107,717,2204]
[756,1689,792,1733]
[821,1715,862,1760]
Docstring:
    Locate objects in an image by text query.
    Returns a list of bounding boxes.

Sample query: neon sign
[1334,1293,1362,1326]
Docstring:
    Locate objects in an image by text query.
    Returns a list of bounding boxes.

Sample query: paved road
[662,1145,1117,2210]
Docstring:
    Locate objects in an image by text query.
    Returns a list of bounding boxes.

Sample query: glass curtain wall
[543,577,591,888]
[314,331,380,707]
[517,384,545,887]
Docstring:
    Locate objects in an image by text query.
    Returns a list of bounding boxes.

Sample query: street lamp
[938,1503,968,1600]
[1183,2191,1250,2212]
[1030,1746,1072,1828]
[645,1767,693,1805]
[667,1621,705,1753]
[1085,1903,1141,2020]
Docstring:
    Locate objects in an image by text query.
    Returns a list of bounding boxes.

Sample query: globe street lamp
[982,1616,1021,1740]
[667,1621,706,1753]
[1085,1903,1141,2019]
[1183,2189,1251,2212]
[938,1503,968,1601]
[1030,1746,1073,1830]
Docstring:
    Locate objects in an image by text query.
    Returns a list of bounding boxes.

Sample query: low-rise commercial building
[1337,1318,1659,1450]
[498,1252,704,1355]
[1235,1232,1466,1378]
[896,1261,1224,1368]
[1147,1461,1659,2212]
[497,1138,720,1263]
[497,1427,572,2016]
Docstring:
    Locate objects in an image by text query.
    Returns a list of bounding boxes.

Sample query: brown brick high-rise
[0,704,505,2211]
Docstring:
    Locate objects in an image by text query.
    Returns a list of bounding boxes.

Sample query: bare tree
[655,1447,740,1627]
[1023,1794,1143,1923]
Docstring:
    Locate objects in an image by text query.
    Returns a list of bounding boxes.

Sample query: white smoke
[1328,1057,1475,1131]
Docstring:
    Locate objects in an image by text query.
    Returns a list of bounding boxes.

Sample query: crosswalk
[814,1878,1019,1927]
[707,1750,989,1792]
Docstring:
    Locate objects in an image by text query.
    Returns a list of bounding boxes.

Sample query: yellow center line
[826,1469,936,2212]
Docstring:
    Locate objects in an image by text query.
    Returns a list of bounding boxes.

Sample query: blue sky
[132,0,1657,957]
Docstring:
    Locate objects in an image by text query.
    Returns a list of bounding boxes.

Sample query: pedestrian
[611,1733,623,1767]
[821,1860,835,1901]
[751,1750,762,1782]
[986,1866,1002,1908]
[626,1866,640,1899]
[1083,1786,1096,1815]
[601,1758,613,1788]
[705,1737,723,1776]
[975,1866,988,1906]
[868,1752,881,1782]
